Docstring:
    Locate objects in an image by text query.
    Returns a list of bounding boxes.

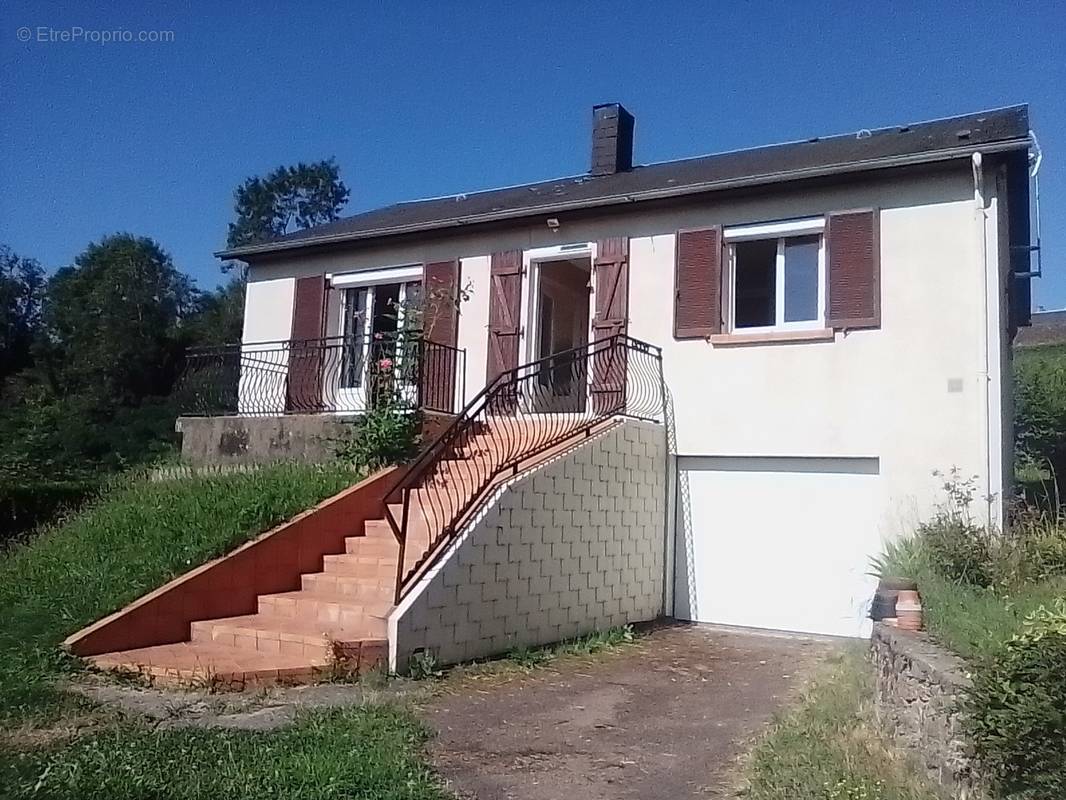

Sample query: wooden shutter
[591,237,629,414]
[421,259,461,412]
[286,275,327,411]
[486,249,523,382]
[674,227,723,338]
[826,209,880,329]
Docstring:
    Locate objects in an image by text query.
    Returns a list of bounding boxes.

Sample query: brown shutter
[486,250,523,384]
[674,227,723,339]
[826,209,880,329]
[421,259,461,412]
[287,275,327,411]
[591,237,629,414]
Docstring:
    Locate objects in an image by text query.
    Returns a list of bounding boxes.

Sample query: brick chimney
[590,103,634,176]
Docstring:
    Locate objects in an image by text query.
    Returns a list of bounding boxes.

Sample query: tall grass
[0,463,362,723]
[744,648,937,800]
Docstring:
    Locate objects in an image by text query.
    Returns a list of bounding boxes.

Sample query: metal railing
[384,334,665,603]
[176,334,466,416]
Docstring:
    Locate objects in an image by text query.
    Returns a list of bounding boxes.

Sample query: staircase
[86,422,571,687]
[87,335,665,687]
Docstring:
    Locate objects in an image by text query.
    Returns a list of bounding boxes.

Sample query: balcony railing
[176,334,466,417]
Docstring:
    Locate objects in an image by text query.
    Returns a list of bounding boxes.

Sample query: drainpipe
[971,152,995,529]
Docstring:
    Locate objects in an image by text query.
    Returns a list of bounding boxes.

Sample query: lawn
[0,463,362,724]
[743,647,937,800]
[0,705,447,800]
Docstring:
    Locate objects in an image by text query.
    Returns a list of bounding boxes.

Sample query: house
[69,104,1036,683]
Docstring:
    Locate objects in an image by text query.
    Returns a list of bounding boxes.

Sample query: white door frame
[328,265,423,412]
[519,243,597,415]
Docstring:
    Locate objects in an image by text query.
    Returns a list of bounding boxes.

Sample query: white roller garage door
[673,456,881,638]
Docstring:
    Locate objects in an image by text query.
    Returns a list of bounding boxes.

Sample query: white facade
[240,163,1014,638]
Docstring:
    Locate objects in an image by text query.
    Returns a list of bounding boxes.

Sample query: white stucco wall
[388,420,666,670]
[456,255,490,404]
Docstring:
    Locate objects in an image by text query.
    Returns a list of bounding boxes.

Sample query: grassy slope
[744,648,938,800]
[918,571,1066,661]
[0,463,361,723]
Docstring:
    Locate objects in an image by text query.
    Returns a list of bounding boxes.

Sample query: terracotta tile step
[301,571,396,599]
[190,613,385,657]
[321,553,398,579]
[89,638,388,690]
[344,536,399,556]
[257,590,391,627]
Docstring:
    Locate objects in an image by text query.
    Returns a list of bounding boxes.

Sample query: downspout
[971,152,995,529]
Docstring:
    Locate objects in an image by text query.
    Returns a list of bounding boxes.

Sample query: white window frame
[724,217,826,333]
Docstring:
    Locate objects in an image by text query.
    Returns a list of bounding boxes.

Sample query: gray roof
[220,105,1030,259]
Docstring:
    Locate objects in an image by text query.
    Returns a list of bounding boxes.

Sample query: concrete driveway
[422,624,839,800]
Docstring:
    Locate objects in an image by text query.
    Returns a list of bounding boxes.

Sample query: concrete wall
[388,420,666,670]
[176,412,456,467]
[872,624,988,799]
[241,163,1009,544]
[176,415,352,466]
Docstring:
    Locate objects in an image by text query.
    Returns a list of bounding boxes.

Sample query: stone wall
[871,624,987,799]
[390,420,667,670]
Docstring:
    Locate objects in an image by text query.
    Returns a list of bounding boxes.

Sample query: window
[725,218,825,332]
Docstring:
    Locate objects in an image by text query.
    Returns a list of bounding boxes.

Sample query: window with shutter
[674,228,723,339]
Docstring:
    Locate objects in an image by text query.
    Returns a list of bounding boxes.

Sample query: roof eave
[216,136,1031,261]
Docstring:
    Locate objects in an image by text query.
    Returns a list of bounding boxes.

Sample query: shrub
[964,599,1066,800]
[919,515,995,587]
[1014,348,1066,501]
[334,405,421,473]
[333,357,422,472]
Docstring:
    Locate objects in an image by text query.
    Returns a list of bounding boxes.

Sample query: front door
[528,257,592,414]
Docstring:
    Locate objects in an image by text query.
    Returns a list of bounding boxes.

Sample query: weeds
[743,648,937,800]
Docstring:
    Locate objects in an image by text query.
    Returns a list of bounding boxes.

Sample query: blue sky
[2,1,1064,307]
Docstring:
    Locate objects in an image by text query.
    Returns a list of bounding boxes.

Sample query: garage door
[674,456,881,638]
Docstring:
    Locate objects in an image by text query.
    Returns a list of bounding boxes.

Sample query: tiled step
[301,571,396,599]
[189,613,383,659]
[344,535,399,556]
[89,637,387,689]
[321,553,397,579]
[258,590,391,628]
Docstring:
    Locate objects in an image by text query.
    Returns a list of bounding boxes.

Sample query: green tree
[40,234,199,405]
[187,276,246,346]
[226,158,350,250]
[0,245,45,381]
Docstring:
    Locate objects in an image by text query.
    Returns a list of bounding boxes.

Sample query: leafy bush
[1015,347,1066,501]
[333,358,422,472]
[334,406,421,473]
[964,599,1066,800]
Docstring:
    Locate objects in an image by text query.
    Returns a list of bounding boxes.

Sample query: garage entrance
[673,455,881,638]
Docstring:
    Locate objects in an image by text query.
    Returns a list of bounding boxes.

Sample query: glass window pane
[733,239,777,328]
[342,288,368,388]
[783,236,819,323]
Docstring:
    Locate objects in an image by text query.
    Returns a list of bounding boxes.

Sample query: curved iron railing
[175,334,466,416]
[384,334,665,603]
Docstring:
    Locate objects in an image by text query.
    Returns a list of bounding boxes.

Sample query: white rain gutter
[971,152,995,529]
